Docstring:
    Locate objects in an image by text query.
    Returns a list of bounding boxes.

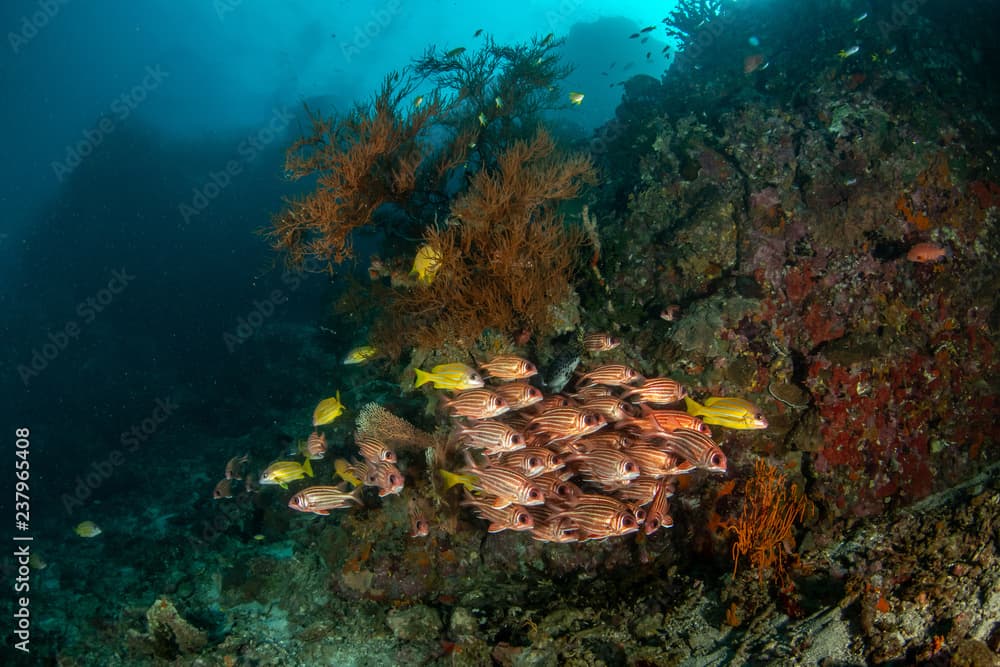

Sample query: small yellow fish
[410,244,442,284]
[260,459,314,489]
[838,46,860,59]
[414,363,485,391]
[439,468,478,491]
[313,391,344,426]
[343,345,377,365]
[334,458,364,487]
[478,111,488,126]
[75,521,102,538]
[414,95,424,108]
[253,534,266,541]
[568,91,584,105]
[495,96,503,109]
[684,396,768,430]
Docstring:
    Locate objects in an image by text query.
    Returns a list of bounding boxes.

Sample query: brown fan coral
[378,128,595,352]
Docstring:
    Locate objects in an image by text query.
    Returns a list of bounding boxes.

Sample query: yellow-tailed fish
[439,469,478,491]
[568,91,585,105]
[343,345,377,365]
[313,391,344,426]
[259,459,314,489]
[410,244,441,284]
[75,521,102,538]
[684,396,768,430]
[838,46,860,59]
[478,111,488,126]
[334,458,364,487]
[414,364,484,390]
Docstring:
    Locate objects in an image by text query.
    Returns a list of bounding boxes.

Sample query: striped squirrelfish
[296,432,327,460]
[440,389,509,419]
[260,459,314,488]
[288,485,362,515]
[625,406,711,436]
[461,494,535,533]
[440,463,545,508]
[684,396,768,429]
[414,363,484,391]
[576,364,644,387]
[621,378,686,404]
[479,355,538,380]
[567,447,640,487]
[526,407,606,442]
[497,449,564,477]
[313,391,345,426]
[356,434,397,464]
[644,479,674,534]
[225,453,249,480]
[493,382,544,410]
[550,494,638,540]
[452,420,525,454]
[367,460,405,497]
[582,332,621,352]
[658,428,728,473]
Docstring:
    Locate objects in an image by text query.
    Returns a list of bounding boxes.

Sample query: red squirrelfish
[441,462,545,508]
[568,447,640,486]
[497,449,564,477]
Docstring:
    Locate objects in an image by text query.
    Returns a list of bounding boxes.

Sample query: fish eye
[529,388,541,397]
[623,462,636,473]
[754,413,763,420]
[417,520,429,531]
[648,518,660,530]
[389,474,401,485]
[711,453,724,467]
[528,489,541,499]
[622,516,635,527]
[528,456,542,467]
[526,362,537,372]
[517,513,530,524]
[584,415,595,425]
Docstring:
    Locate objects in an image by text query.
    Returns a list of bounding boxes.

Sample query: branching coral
[730,459,811,586]
[377,129,594,351]
[267,73,445,268]
[664,0,733,52]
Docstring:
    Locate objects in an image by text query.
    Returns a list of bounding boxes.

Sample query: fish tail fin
[439,469,474,491]
[414,368,432,388]
[303,458,314,477]
[683,395,703,416]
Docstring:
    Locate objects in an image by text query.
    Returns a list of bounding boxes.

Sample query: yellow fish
[260,459,313,489]
[75,521,102,538]
[568,91,585,105]
[334,458,364,487]
[410,244,442,285]
[478,111,488,126]
[439,469,478,491]
[414,95,424,107]
[414,363,484,390]
[343,345,377,365]
[684,396,768,430]
[495,96,503,109]
[313,391,344,426]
